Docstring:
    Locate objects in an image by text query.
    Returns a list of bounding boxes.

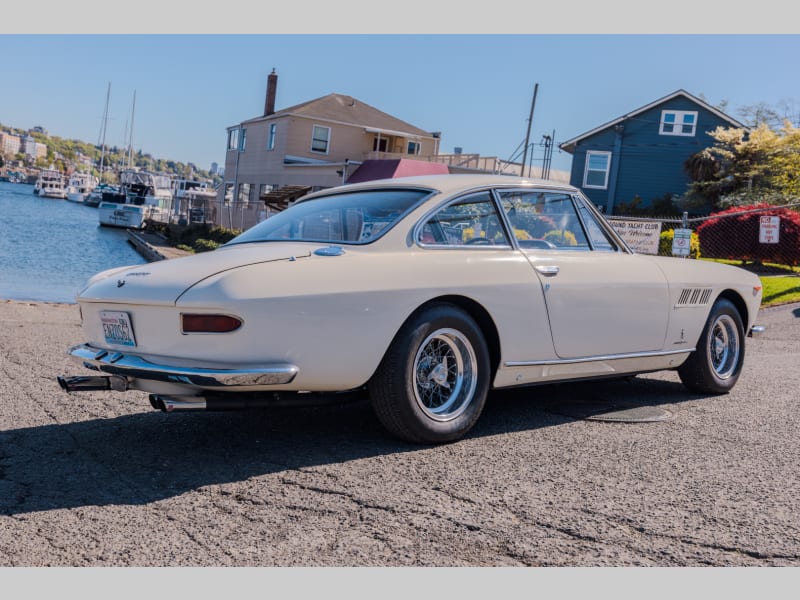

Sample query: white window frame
[311,125,331,154]
[407,141,421,155]
[659,110,698,136]
[267,123,277,150]
[239,128,247,151]
[582,150,612,190]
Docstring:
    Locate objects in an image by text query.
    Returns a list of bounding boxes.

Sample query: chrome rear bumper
[66,343,298,388]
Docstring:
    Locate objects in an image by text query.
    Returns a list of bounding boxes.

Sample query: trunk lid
[78,243,313,305]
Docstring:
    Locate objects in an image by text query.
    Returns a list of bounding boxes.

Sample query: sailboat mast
[127,90,136,169]
[98,82,111,181]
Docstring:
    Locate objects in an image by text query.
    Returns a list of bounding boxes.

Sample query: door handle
[535,265,560,276]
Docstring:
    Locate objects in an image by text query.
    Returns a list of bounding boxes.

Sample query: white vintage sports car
[59,174,764,443]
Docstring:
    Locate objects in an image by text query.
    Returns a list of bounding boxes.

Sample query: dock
[127,230,193,262]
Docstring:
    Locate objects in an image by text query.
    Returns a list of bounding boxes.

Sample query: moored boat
[66,171,100,203]
[36,169,67,199]
[98,169,172,229]
[173,178,217,224]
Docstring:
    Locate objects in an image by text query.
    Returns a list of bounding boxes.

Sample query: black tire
[368,303,491,444]
[678,298,745,394]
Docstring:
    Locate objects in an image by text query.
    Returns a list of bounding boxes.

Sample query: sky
[2,5,798,177]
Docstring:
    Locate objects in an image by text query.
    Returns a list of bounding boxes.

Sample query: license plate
[100,311,137,347]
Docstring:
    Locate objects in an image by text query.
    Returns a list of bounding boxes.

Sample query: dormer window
[660,110,697,136]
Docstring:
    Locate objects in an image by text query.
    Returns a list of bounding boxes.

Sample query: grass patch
[701,257,800,306]
[760,275,800,307]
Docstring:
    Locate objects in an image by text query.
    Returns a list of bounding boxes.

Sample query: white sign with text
[759,216,780,244]
[609,220,662,255]
[671,228,693,257]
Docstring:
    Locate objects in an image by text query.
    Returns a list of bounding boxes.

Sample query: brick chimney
[264,68,278,116]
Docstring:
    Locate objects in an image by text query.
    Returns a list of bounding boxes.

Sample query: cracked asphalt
[1,299,799,566]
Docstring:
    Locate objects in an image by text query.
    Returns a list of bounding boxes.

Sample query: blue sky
[1,33,798,175]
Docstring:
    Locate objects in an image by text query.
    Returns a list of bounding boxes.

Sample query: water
[0,181,146,303]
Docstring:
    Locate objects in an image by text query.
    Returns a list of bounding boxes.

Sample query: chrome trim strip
[748,325,766,338]
[68,343,298,387]
[504,347,694,368]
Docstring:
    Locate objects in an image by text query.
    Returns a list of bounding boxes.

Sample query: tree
[737,102,783,129]
[684,122,799,209]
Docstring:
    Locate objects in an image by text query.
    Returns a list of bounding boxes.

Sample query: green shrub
[193,238,221,253]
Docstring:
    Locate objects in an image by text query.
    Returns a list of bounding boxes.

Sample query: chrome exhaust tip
[58,375,128,393]
[149,395,207,412]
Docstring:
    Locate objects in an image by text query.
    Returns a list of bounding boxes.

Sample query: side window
[418,192,510,247]
[498,190,590,250]
[575,199,618,252]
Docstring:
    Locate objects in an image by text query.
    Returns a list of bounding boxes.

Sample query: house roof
[241,93,434,139]
[559,89,749,154]
[345,159,449,184]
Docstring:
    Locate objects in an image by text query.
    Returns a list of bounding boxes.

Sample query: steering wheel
[465,237,492,245]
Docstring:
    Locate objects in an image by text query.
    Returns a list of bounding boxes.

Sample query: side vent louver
[676,288,713,307]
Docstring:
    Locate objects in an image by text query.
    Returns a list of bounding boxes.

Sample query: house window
[311,125,330,154]
[223,183,234,204]
[407,141,421,155]
[238,183,251,206]
[660,110,698,136]
[227,129,239,151]
[239,128,247,151]
[268,124,277,150]
[373,137,388,152]
[583,151,611,189]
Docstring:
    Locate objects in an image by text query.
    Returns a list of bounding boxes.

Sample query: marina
[0,181,147,303]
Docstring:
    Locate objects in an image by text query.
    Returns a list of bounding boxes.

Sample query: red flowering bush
[696,204,800,266]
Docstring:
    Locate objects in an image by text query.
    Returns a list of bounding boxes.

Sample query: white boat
[98,169,173,229]
[98,200,153,229]
[36,169,67,199]
[66,171,100,203]
[173,179,217,224]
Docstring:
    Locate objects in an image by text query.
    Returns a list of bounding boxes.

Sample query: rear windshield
[227,188,431,245]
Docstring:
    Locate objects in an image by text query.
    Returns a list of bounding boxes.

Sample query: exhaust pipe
[149,395,207,412]
[58,375,128,393]
[149,390,364,413]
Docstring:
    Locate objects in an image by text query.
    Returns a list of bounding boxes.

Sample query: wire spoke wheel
[678,298,745,395]
[413,328,477,421]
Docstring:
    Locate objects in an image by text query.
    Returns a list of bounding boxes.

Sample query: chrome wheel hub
[413,328,477,421]
[708,314,740,379]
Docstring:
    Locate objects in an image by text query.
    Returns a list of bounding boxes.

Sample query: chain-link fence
[607,202,800,273]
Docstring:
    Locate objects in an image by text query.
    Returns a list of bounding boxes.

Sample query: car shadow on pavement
[0,376,702,516]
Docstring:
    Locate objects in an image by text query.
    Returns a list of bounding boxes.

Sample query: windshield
[227,188,432,245]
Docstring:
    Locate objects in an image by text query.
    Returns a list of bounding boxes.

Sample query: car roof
[300,173,579,201]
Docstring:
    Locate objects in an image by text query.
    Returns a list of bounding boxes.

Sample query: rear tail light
[181,314,243,334]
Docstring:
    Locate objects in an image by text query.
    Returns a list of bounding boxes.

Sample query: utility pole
[520,83,538,178]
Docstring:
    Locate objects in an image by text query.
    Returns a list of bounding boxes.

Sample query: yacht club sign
[609,219,662,255]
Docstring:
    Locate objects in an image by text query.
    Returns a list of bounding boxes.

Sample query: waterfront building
[21,136,47,160]
[219,69,440,229]
[0,132,21,156]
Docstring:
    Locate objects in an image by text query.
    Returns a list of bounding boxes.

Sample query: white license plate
[100,311,137,347]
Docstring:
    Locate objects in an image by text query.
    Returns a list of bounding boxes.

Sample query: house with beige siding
[219,70,441,229]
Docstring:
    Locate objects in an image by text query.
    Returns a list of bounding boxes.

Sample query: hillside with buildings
[0,123,222,185]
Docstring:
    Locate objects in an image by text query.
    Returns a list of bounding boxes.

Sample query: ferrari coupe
[58,174,764,443]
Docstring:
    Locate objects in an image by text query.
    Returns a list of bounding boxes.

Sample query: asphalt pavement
[1,299,798,566]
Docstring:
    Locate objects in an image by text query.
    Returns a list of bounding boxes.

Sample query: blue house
[559,90,746,215]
